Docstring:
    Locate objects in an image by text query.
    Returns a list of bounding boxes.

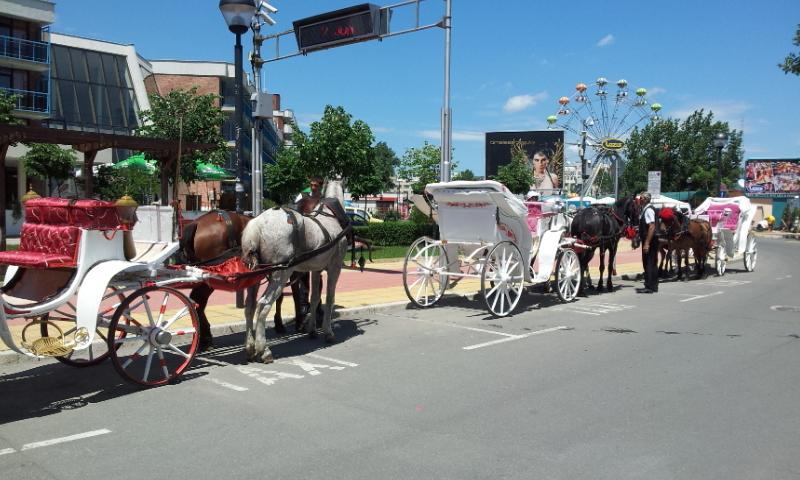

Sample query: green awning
[113,153,156,173]
[196,162,234,180]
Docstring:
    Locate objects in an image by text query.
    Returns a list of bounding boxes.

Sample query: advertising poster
[744,159,800,197]
[485,131,565,194]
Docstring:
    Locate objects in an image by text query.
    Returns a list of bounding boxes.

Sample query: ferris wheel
[546,77,662,197]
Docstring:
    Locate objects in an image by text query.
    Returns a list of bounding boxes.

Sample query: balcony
[0,35,50,72]
[1,87,49,119]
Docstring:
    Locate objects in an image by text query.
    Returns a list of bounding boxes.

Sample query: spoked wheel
[555,249,582,302]
[481,241,525,317]
[744,233,757,272]
[715,244,727,276]
[403,237,449,308]
[108,286,199,387]
[40,287,127,367]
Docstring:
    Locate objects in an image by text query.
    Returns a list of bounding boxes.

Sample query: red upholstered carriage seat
[526,202,543,235]
[705,204,741,230]
[0,198,120,269]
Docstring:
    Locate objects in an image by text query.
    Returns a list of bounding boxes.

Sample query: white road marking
[553,303,634,316]
[20,429,111,451]
[202,377,249,392]
[463,326,568,350]
[277,358,345,375]
[237,365,304,386]
[307,353,359,367]
[375,311,518,337]
[697,279,751,287]
[680,291,724,303]
[0,448,15,456]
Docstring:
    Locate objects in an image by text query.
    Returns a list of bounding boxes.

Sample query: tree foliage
[492,143,533,194]
[264,121,309,204]
[22,143,77,196]
[453,168,476,181]
[349,141,397,199]
[302,105,374,182]
[779,24,800,76]
[397,142,456,194]
[136,87,227,184]
[95,164,159,204]
[0,90,22,126]
[621,109,743,196]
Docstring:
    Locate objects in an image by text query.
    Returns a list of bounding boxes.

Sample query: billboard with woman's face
[485,131,564,194]
[744,159,800,197]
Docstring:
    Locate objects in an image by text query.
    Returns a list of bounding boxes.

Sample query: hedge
[353,221,438,246]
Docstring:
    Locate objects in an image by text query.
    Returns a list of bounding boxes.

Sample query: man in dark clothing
[637,192,659,293]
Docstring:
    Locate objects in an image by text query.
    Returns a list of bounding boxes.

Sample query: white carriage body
[694,196,754,257]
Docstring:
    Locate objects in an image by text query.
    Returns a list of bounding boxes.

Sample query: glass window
[70,48,89,83]
[116,57,132,89]
[92,84,110,126]
[101,54,119,86]
[55,79,80,123]
[124,89,139,127]
[107,86,125,127]
[74,81,93,124]
[52,46,73,80]
[0,69,11,89]
[85,51,105,84]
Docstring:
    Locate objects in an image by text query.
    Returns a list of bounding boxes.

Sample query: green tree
[349,141,397,200]
[397,142,456,194]
[0,90,22,126]
[302,105,374,182]
[94,164,159,204]
[779,24,800,75]
[453,168,476,181]
[264,122,309,204]
[622,109,743,196]
[136,87,227,185]
[492,145,533,194]
[22,143,77,197]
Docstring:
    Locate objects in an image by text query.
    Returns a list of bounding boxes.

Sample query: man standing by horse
[637,192,659,293]
[291,175,326,326]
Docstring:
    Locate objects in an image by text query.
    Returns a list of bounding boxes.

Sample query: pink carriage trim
[25,197,123,230]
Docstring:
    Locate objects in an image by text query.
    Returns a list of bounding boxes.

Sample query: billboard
[744,159,800,197]
[485,131,565,194]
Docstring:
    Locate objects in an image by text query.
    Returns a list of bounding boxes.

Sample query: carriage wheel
[555,249,582,303]
[403,237,449,308]
[744,233,757,272]
[108,286,199,386]
[481,241,525,317]
[715,244,727,276]
[40,287,128,367]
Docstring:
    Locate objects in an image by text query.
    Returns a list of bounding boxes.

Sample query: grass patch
[346,244,408,261]
[3,243,18,251]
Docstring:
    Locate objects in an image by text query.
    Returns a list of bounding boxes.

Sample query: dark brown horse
[658,209,712,280]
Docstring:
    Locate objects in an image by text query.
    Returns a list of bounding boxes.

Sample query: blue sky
[53,0,800,176]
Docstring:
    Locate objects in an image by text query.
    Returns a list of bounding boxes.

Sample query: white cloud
[647,86,667,97]
[597,34,614,47]
[296,112,322,128]
[671,100,751,122]
[502,91,548,113]
[418,130,485,142]
[371,126,393,133]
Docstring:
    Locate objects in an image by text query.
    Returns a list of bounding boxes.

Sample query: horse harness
[277,198,353,269]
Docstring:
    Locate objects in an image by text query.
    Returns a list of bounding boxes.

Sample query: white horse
[240,180,349,363]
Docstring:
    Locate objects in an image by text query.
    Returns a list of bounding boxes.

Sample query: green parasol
[114,153,156,173]
[196,162,234,181]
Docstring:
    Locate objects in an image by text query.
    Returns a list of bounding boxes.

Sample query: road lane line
[374,312,516,337]
[307,353,359,367]
[0,448,15,456]
[202,377,249,392]
[20,429,111,451]
[680,291,724,303]
[463,326,568,350]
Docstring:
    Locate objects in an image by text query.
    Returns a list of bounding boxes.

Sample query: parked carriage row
[0,181,758,386]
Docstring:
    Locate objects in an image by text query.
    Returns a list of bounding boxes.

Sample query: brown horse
[658,209,712,280]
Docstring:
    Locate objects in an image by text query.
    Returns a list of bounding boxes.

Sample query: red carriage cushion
[25,197,122,230]
[0,223,80,268]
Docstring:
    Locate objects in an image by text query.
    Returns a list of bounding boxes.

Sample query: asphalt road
[1,237,799,480]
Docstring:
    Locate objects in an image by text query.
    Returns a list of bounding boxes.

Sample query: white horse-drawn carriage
[692,196,758,276]
[0,197,254,386]
[403,180,582,317]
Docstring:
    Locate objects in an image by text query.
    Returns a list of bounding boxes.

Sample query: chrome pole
[440,0,452,182]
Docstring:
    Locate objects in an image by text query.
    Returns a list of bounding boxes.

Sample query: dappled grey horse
[240,180,349,363]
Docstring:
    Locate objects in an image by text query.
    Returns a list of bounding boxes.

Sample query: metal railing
[1,87,48,114]
[0,35,49,64]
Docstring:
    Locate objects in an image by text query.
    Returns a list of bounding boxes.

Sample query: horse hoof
[307,330,318,339]
[274,322,286,335]
[260,352,274,364]
[199,337,215,352]
[325,334,336,344]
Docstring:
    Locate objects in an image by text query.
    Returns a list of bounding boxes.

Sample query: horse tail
[180,221,198,263]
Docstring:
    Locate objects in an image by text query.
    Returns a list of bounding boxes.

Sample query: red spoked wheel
[108,286,199,386]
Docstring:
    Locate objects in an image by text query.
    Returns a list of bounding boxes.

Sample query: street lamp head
[219,0,257,35]
[713,132,729,149]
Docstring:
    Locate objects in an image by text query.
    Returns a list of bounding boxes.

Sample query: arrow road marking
[463,326,568,350]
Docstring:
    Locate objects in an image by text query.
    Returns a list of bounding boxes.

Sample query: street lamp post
[219,0,256,214]
[713,132,728,197]
[686,176,693,204]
